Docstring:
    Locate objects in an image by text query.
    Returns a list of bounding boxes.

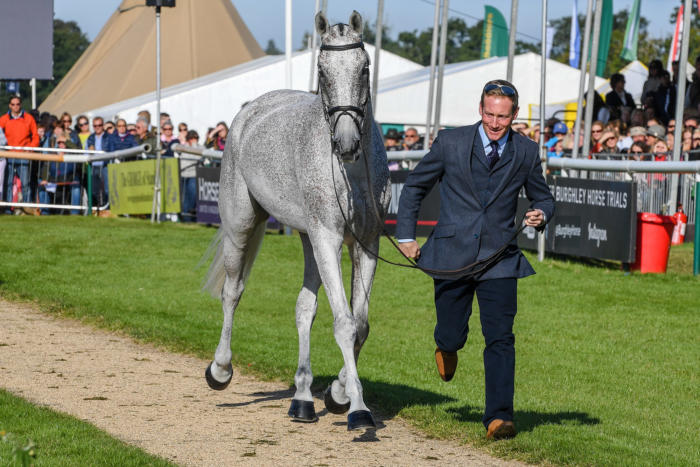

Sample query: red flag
[667,5,684,71]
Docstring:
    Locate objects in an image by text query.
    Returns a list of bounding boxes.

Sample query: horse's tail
[200,227,226,300]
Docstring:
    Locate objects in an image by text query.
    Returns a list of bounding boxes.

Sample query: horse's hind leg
[205,185,267,390]
[288,233,322,423]
[324,239,378,421]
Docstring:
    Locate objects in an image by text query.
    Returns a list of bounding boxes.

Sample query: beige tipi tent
[40,0,264,115]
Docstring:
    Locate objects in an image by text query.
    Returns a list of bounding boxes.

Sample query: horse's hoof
[347,410,376,431]
[323,385,350,414]
[205,362,232,391]
[288,399,318,423]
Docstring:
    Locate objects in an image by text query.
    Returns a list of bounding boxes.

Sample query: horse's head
[316,11,370,163]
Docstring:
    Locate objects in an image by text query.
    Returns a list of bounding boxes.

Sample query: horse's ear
[349,11,363,34]
[315,12,329,36]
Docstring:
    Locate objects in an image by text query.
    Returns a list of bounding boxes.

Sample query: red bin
[630,212,676,273]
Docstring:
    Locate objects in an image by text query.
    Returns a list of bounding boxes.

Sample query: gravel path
[0,299,524,466]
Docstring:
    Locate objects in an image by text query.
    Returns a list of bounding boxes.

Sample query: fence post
[86,162,93,216]
[694,181,699,276]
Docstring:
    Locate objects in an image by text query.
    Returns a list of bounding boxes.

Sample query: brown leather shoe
[434,348,458,382]
[486,419,516,440]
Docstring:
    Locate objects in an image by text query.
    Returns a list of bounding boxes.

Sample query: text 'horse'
[203,11,391,430]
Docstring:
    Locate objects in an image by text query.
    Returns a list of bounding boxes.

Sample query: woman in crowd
[160,119,179,157]
[59,112,80,147]
[590,121,605,154]
[597,130,619,157]
[75,115,91,149]
[205,121,228,151]
[177,122,188,144]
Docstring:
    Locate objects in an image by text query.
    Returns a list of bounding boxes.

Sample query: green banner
[588,0,613,77]
[480,5,509,59]
[108,158,181,215]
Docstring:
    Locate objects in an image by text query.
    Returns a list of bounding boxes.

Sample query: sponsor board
[108,159,181,215]
[196,167,221,224]
[517,176,636,262]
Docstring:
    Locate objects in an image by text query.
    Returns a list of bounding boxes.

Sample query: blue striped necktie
[486,141,499,169]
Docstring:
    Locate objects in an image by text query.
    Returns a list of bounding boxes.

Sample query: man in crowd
[605,74,634,122]
[86,116,109,205]
[646,124,665,149]
[383,128,402,152]
[0,96,39,206]
[135,117,157,156]
[396,79,554,440]
[402,127,423,150]
[105,119,137,158]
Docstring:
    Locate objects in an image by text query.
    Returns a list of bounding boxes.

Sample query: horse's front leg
[288,234,322,423]
[308,228,376,430]
[325,239,378,418]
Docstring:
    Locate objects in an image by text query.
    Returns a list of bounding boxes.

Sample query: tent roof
[374,53,608,127]
[40,0,264,116]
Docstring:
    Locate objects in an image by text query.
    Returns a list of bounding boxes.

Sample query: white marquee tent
[84,45,422,138]
[374,53,608,129]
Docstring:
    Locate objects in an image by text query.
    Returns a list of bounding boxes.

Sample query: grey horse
[203,11,391,431]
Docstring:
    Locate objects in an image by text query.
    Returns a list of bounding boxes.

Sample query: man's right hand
[398,241,421,260]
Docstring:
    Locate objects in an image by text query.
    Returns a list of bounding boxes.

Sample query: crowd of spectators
[0,96,226,220]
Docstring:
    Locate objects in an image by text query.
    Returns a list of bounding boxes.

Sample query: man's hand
[398,240,421,260]
[525,209,545,228]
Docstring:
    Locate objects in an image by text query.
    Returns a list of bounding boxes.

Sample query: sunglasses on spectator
[79,122,89,127]
[179,127,187,132]
[484,83,516,96]
[62,119,71,123]
[405,133,418,138]
[163,126,173,131]
[94,123,103,127]
[9,102,20,106]
[592,129,602,133]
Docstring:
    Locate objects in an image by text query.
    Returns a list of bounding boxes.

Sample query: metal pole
[506,0,518,82]
[321,0,327,16]
[151,5,162,223]
[425,0,441,146]
[433,0,449,134]
[670,0,693,214]
[309,0,320,92]
[285,0,292,89]
[537,0,548,262]
[694,181,700,275]
[571,0,593,160]
[372,0,384,113]
[582,0,602,159]
[30,78,36,109]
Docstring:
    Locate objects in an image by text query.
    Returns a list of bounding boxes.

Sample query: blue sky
[55,0,681,52]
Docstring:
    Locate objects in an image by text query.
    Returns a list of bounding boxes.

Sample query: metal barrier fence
[0,144,149,215]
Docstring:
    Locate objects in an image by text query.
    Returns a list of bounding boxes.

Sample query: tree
[265,39,283,55]
[0,19,90,110]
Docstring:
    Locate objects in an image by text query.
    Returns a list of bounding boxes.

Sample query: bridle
[318,41,370,153]
[320,39,527,280]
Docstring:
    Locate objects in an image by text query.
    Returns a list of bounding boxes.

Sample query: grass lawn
[0,389,173,466]
[1,216,698,466]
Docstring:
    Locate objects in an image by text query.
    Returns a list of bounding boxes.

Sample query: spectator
[59,112,80,147]
[527,124,540,143]
[672,60,690,91]
[605,74,634,122]
[642,59,663,103]
[177,122,188,144]
[126,123,137,136]
[38,134,82,214]
[135,117,157,155]
[105,119,138,157]
[690,129,700,160]
[75,115,91,148]
[86,116,109,206]
[590,120,605,153]
[682,128,693,152]
[546,137,564,158]
[685,55,700,111]
[0,96,39,206]
[646,124,665,148]
[652,70,676,125]
[548,122,571,150]
[683,115,698,131]
[597,130,620,157]
[160,119,178,157]
[652,139,669,161]
[160,112,170,128]
[402,127,423,150]
[629,141,648,161]
[180,129,200,222]
[205,121,228,151]
[104,121,115,135]
[137,110,152,131]
[584,89,610,123]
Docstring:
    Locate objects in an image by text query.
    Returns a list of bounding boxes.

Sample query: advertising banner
[517,176,637,263]
[108,159,181,215]
[196,167,221,224]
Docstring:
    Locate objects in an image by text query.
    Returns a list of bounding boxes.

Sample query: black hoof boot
[323,385,350,415]
[288,399,318,423]
[205,362,232,391]
[347,410,376,431]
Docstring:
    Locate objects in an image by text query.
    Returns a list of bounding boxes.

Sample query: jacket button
[474,234,479,239]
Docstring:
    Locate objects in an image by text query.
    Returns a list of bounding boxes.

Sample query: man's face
[632,134,646,143]
[8,98,21,114]
[403,130,419,145]
[93,119,104,135]
[614,79,625,92]
[136,121,148,137]
[479,95,518,141]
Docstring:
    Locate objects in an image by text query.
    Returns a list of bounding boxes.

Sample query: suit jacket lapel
[485,134,524,208]
[457,125,480,202]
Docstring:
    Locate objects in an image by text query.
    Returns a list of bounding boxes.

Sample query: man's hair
[480,79,518,114]
[92,116,103,123]
[8,95,21,105]
[137,110,151,125]
[610,73,625,87]
[186,130,199,141]
[136,116,149,127]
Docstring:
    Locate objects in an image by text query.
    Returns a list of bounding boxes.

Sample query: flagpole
[670,0,693,214]
[537,0,547,262]
[433,0,449,135]
[506,0,518,82]
[572,0,593,160]
[582,0,603,160]
[425,0,441,146]
[372,0,384,114]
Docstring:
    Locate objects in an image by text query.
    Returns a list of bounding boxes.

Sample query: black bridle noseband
[318,41,369,149]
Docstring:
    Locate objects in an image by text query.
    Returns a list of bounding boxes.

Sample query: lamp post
[147,0,176,223]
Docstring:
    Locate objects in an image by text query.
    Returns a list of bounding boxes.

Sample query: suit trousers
[433,277,517,427]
